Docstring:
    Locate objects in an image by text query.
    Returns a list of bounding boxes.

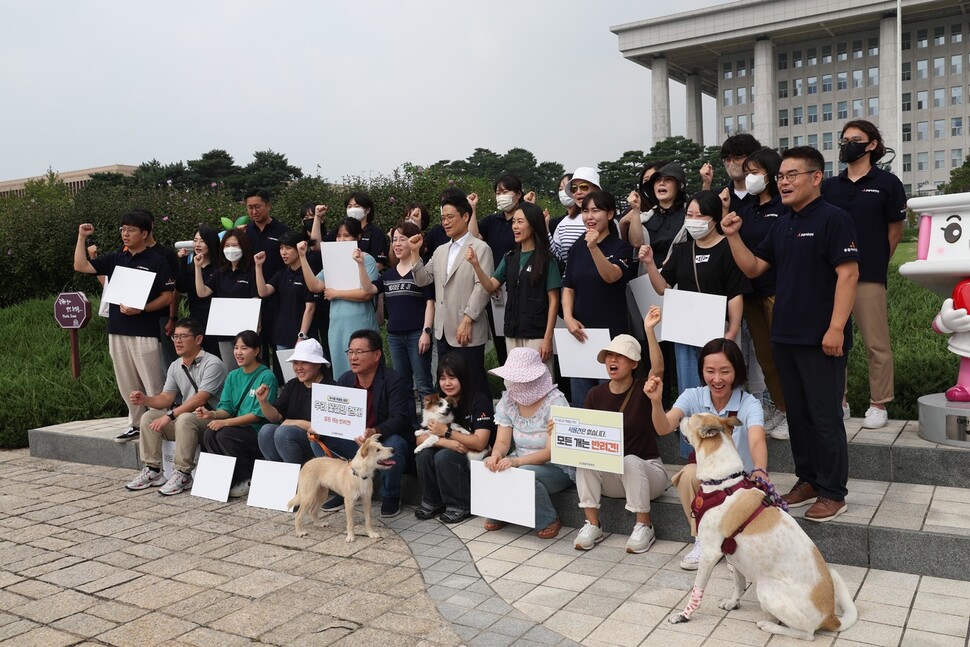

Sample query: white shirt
[447,231,470,275]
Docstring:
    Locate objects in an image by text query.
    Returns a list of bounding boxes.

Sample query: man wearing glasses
[722,146,859,523]
[124,318,226,495]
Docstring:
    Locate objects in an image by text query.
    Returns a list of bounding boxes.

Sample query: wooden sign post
[54,292,91,379]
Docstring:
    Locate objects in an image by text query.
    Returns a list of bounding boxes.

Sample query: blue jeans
[521,463,574,529]
[258,424,314,464]
[388,330,434,402]
[675,343,702,457]
[311,433,408,500]
[570,378,606,408]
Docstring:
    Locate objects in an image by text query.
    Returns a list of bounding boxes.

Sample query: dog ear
[724,416,742,429]
[359,438,371,457]
[423,394,438,407]
[370,432,382,442]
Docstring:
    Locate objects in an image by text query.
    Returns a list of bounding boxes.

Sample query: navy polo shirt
[563,233,637,338]
[269,266,316,347]
[753,197,859,346]
[423,225,450,263]
[737,194,786,297]
[478,211,517,263]
[176,261,215,328]
[245,218,291,281]
[373,269,434,334]
[821,167,906,284]
[205,266,257,299]
[90,248,174,338]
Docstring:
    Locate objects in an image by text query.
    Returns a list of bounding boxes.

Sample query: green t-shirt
[493,250,562,291]
[216,364,278,431]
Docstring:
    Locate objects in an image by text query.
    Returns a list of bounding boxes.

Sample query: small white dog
[669,413,858,641]
[413,394,487,460]
[287,435,395,542]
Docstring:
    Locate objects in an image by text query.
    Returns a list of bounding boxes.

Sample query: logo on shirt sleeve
[843,241,859,254]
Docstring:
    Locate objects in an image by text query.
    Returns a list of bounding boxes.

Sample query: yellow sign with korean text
[550,405,624,475]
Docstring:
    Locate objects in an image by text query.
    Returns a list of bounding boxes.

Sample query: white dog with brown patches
[669,413,858,641]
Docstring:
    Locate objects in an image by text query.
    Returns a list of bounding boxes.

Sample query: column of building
[878,13,900,177]
[651,56,672,142]
[753,36,776,148]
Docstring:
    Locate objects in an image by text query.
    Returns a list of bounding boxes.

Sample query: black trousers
[416,445,471,513]
[203,426,263,485]
[437,339,488,396]
[772,342,849,500]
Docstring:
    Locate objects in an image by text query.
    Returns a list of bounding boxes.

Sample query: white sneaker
[862,406,888,429]
[680,539,702,570]
[159,471,193,496]
[842,402,851,420]
[228,479,250,498]
[125,466,166,491]
[762,404,778,431]
[625,523,655,554]
[574,521,604,551]
[769,415,789,440]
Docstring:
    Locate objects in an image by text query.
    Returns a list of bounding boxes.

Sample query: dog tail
[828,567,858,632]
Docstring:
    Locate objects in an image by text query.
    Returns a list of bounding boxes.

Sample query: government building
[612,0,966,194]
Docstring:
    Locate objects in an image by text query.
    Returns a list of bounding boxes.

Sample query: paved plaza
[2,449,970,646]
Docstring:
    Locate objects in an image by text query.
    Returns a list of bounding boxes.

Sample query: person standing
[821,120,906,429]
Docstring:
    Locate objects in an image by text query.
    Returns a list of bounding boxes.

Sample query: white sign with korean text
[551,405,624,474]
[311,383,367,440]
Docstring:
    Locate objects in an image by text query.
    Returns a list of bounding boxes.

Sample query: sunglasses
[570,182,591,193]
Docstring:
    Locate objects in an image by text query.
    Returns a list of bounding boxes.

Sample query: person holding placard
[562,190,637,408]
[573,307,670,554]
[176,224,222,357]
[298,217,379,378]
[256,338,332,465]
[197,330,278,499]
[414,353,495,524]
[645,337,768,570]
[254,230,317,351]
[73,211,175,443]
[467,202,561,377]
[482,348,570,538]
[195,229,258,373]
[639,189,750,458]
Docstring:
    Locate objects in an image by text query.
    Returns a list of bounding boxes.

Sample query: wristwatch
[166,409,176,421]
[423,327,433,335]
[297,332,308,340]
[444,428,453,439]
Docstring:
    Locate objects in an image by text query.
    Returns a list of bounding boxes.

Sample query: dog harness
[691,475,776,555]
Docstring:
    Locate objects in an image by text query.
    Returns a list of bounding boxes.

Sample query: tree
[597,150,650,197]
[942,154,970,194]
[187,149,240,190]
[237,150,303,199]
[84,172,130,191]
[131,159,189,189]
[644,136,729,196]
[428,147,564,197]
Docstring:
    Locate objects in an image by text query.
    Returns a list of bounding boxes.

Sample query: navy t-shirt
[177,261,215,327]
[90,248,174,338]
[423,225,450,263]
[478,212,517,263]
[269,266,316,347]
[458,391,497,448]
[737,194,786,297]
[245,219,291,281]
[753,197,860,346]
[205,266,257,299]
[821,166,906,284]
[563,233,637,338]
[373,268,434,334]
[660,237,750,300]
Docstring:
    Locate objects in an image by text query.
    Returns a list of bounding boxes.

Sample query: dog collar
[700,470,745,487]
[351,467,368,480]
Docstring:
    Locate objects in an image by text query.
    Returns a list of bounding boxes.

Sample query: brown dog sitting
[287,435,395,541]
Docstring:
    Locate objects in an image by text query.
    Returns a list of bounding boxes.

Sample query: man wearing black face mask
[821,120,906,431]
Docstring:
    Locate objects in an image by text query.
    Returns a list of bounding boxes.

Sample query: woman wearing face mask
[298,217,380,378]
[195,229,258,372]
[551,167,601,265]
[176,223,222,356]
[736,148,789,440]
[547,173,575,248]
[327,192,389,272]
[821,120,906,430]
[639,190,750,452]
[643,162,688,265]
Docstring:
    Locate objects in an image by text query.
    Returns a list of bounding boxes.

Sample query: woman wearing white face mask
[638,191,750,455]
[195,229,258,372]
[551,167,601,265]
[326,192,389,272]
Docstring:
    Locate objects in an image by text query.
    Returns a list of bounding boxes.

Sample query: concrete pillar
[651,56,671,142]
[752,37,775,147]
[686,73,704,144]
[879,13,900,177]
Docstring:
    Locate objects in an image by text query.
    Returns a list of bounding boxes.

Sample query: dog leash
[308,432,337,459]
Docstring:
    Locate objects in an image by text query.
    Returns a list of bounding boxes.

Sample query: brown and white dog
[413,394,487,460]
[287,435,395,542]
[669,413,858,641]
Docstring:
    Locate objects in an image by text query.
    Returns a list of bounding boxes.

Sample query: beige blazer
[413,234,494,347]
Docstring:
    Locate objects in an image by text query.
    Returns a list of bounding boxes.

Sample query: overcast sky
[1,0,723,183]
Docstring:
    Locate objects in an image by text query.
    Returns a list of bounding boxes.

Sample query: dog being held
[287,434,395,542]
[413,394,487,460]
[668,413,858,641]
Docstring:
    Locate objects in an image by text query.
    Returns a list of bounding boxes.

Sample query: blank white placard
[206,298,262,337]
[627,275,665,342]
[489,284,509,337]
[276,349,297,383]
[190,452,236,502]
[553,328,611,379]
[320,241,361,291]
[659,289,727,348]
[247,460,301,511]
[102,266,155,310]
[470,460,536,528]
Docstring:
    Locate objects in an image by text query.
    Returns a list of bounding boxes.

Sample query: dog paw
[367,531,380,539]
[718,598,741,611]
[667,612,690,624]
[344,534,356,543]
[295,530,307,538]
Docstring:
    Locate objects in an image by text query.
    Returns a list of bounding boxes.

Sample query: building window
[724,116,734,135]
[822,103,833,121]
[793,49,802,68]
[793,78,803,97]
[808,134,819,149]
[952,54,963,75]
[777,52,787,70]
[934,88,945,108]
[902,123,912,142]
[737,59,747,77]
[868,38,879,56]
[917,121,928,140]
[808,105,818,123]
[902,92,912,111]
[953,117,963,136]
[917,29,928,48]
[917,90,928,110]
[822,74,832,92]
[824,161,833,178]
[779,138,789,150]
[808,76,818,94]
[954,149,964,168]
[852,99,863,118]
[778,109,788,127]
[902,62,911,81]
[852,40,863,59]
[837,42,847,61]
[837,71,848,91]
[934,57,945,77]
[737,87,747,105]
[838,101,848,120]
[868,97,879,116]
[793,106,804,125]
[778,80,788,98]
[953,24,964,44]
[793,135,804,146]
[722,62,732,79]
[934,119,945,139]
[823,132,834,150]
[867,67,878,87]
[953,86,964,105]
[916,60,928,79]
[935,150,945,169]
[852,69,863,89]
[903,154,912,172]
[902,32,911,50]
[934,26,945,46]
[738,114,748,132]
[723,89,733,107]
[807,47,817,65]
[917,152,928,171]
[822,44,832,63]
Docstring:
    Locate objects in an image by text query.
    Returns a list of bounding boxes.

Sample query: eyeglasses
[838,138,870,146]
[440,213,461,223]
[570,182,591,193]
[774,170,819,183]
[118,227,141,235]
[723,154,746,162]
[170,334,195,341]
[345,349,377,357]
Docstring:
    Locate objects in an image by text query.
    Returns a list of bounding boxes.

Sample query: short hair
[344,192,375,223]
[233,330,263,360]
[349,329,382,352]
[403,203,430,230]
[440,189,472,220]
[689,190,725,229]
[120,210,153,233]
[781,146,825,172]
[390,220,422,240]
[494,174,523,195]
[278,230,308,248]
[300,202,318,219]
[336,217,363,239]
[244,188,272,203]
[697,338,747,390]
[742,148,782,198]
[721,133,762,159]
[174,318,204,337]
[840,119,887,162]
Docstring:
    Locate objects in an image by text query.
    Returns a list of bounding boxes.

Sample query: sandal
[483,519,506,532]
[537,518,562,539]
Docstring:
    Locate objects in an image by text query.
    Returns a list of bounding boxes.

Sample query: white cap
[566,167,601,197]
[287,338,330,366]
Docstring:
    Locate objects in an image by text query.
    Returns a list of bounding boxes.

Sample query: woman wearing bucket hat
[551,167,601,264]
[255,338,333,465]
[643,162,688,265]
[572,307,671,553]
[482,347,571,538]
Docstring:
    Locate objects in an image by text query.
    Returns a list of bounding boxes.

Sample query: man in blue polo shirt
[74,211,175,443]
[721,146,859,522]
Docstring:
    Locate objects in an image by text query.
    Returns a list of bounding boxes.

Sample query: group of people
[72,117,904,555]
